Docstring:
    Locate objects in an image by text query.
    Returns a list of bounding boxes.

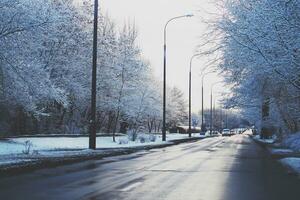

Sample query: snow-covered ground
[0,133,208,168]
[0,133,203,157]
[282,132,300,152]
[269,148,295,155]
[279,158,300,175]
[252,132,300,175]
[252,135,276,144]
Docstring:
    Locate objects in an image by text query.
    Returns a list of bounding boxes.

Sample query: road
[1,134,300,200]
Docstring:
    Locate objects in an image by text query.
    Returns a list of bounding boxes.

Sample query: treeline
[201,0,300,137]
[192,109,250,131]
[0,0,188,136]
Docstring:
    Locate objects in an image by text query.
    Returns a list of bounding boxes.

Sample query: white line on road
[119,182,143,192]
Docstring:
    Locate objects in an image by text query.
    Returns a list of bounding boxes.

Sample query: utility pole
[189,69,192,137]
[89,0,98,149]
[162,14,193,141]
[188,53,201,137]
[200,71,214,133]
[220,108,223,130]
[225,110,228,129]
[163,23,166,141]
[210,88,212,135]
[201,84,204,132]
[213,98,216,130]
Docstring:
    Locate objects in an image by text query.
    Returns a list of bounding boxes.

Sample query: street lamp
[188,53,201,137]
[200,71,214,133]
[89,0,99,149]
[210,81,223,135]
[162,14,193,141]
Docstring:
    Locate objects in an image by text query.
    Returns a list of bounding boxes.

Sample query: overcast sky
[100,0,226,112]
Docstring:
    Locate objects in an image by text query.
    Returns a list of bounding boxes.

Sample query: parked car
[222,129,230,136]
[212,131,221,137]
[200,131,211,137]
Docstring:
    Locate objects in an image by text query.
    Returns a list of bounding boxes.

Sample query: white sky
[100,0,226,112]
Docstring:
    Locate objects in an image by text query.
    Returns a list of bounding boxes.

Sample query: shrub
[137,134,156,143]
[149,134,156,142]
[127,130,138,141]
[118,137,129,145]
[22,140,33,155]
[138,134,146,143]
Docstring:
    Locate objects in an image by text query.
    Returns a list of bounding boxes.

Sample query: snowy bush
[127,130,138,142]
[137,134,156,143]
[149,134,156,142]
[22,140,33,155]
[138,134,151,143]
[118,138,129,145]
[138,135,146,143]
[282,132,300,152]
[32,150,39,155]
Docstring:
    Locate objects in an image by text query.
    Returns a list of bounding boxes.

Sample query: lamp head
[186,14,194,17]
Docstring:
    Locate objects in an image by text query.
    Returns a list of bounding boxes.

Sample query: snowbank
[269,148,294,155]
[279,157,300,175]
[0,158,33,166]
[253,135,276,144]
[268,148,297,159]
[282,132,300,152]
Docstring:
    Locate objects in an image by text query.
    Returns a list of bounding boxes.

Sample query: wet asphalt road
[1,134,300,200]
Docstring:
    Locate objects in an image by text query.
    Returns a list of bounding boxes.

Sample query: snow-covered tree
[167,87,188,128]
[199,0,300,136]
[0,0,186,138]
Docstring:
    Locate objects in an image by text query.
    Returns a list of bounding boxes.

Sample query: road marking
[120,182,143,192]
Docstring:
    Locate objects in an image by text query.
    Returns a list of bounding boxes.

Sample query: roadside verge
[252,135,300,177]
[0,136,203,176]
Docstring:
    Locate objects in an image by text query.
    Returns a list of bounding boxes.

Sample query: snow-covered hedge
[282,132,300,152]
[137,134,156,143]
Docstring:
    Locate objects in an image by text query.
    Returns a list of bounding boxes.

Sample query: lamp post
[188,53,201,137]
[162,14,193,141]
[200,71,214,133]
[210,82,222,135]
[89,0,99,149]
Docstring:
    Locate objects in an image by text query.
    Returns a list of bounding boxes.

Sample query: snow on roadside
[0,133,203,156]
[270,148,294,155]
[279,157,300,175]
[253,135,276,144]
[0,140,25,155]
[0,133,206,168]
[0,136,159,156]
[268,148,296,158]
[282,132,300,152]
[0,158,33,166]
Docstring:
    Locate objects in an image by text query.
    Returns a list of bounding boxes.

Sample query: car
[200,131,211,137]
[222,129,230,136]
[212,131,221,137]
